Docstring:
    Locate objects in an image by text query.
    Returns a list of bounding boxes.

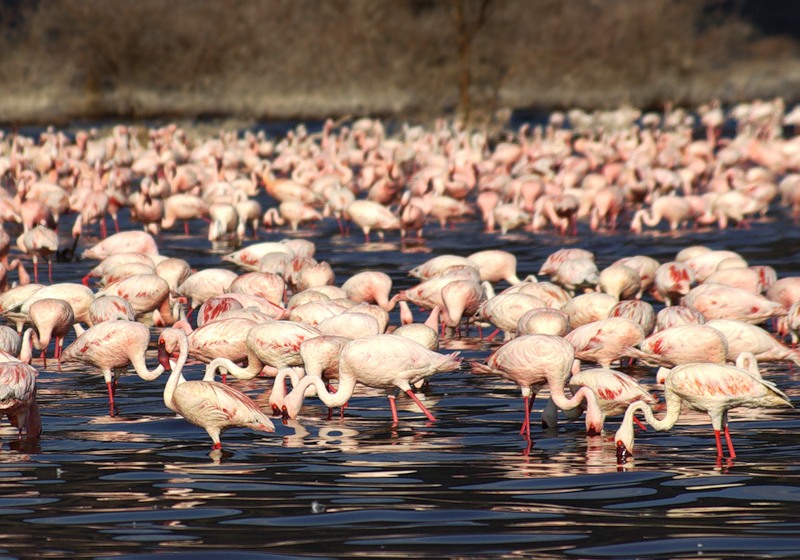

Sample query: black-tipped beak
[158,343,172,371]
[616,440,630,463]
[271,403,282,417]
[281,406,290,425]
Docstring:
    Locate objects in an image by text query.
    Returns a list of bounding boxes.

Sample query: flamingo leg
[713,429,725,460]
[184,222,190,235]
[388,395,399,424]
[485,328,501,342]
[723,425,737,459]
[106,381,117,417]
[404,389,436,422]
[633,417,648,431]
[40,349,47,369]
[47,259,53,283]
[520,395,531,437]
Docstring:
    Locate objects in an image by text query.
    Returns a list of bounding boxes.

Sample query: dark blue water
[1,140,799,559]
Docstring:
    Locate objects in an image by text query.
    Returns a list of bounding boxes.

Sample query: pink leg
[713,429,724,460]
[485,328,500,342]
[405,389,436,422]
[633,417,648,431]
[48,260,53,284]
[723,425,736,459]
[100,217,108,239]
[40,349,47,369]
[184,222,190,235]
[107,381,117,417]
[388,395,399,424]
[519,395,531,437]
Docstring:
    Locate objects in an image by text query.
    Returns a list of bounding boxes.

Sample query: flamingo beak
[616,440,631,463]
[158,342,172,371]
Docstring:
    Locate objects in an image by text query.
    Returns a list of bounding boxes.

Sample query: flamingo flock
[0,101,797,462]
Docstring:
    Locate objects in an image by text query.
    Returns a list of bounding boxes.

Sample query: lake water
[2,144,800,559]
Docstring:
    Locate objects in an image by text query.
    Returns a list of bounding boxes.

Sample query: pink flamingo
[653,262,695,306]
[560,292,617,330]
[175,317,256,366]
[598,264,642,300]
[565,317,645,369]
[161,193,210,235]
[345,199,400,241]
[541,367,657,432]
[96,273,174,324]
[477,292,548,340]
[683,283,786,324]
[204,320,321,382]
[615,361,792,462]
[705,318,800,365]
[89,295,136,324]
[16,225,58,284]
[655,305,706,332]
[609,299,656,336]
[268,335,351,415]
[25,298,74,366]
[81,231,159,260]
[629,195,693,232]
[341,271,395,311]
[222,242,294,272]
[467,250,521,286]
[228,271,286,307]
[61,320,167,416]
[471,334,603,438]
[0,361,41,440]
[158,327,275,451]
[176,268,238,310]
[516,308,570,337]
[281,334,461,424]
[627,324,729,379]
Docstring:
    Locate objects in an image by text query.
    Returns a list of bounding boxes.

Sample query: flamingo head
[614,417,636,463]
[158,328,186,371]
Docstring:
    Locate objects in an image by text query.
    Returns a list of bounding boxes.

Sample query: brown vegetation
[1,0,800,126]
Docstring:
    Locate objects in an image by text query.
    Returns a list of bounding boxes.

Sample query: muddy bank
[2,0,800,126]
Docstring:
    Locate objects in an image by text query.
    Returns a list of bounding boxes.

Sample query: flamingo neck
[163,335,189,411]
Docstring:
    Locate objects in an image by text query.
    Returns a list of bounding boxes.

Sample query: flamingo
[615,361,793,462]
[0,360,41,440]
[683,283,786,324]
[597,264,642,300]
[541,367,657,432]
[655,305,706,331]
[467,250,522,285]
[25,298,75,366]
[565,317,645,369]
[280,334,461,424]
[471,334,603,438]
[629,195,693,232]
[81,231,159,260]
[516,308,570,337]
[705,318,800,365]
[222,242,294,272]
[608,299,656,336]
[158,327,275,451]
[626,324,729,369]
[96,273,174,324]
[346,199,400,241]
[60,320,166,416]
[89,295,137,324]
[653,261,694,306]
[341,271,395,311]
[16,225,58,284]
[204,320,320,382]
[175,268,238,310]
[268,334,351,415]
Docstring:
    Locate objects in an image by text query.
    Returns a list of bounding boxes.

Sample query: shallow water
[2,176,800,559]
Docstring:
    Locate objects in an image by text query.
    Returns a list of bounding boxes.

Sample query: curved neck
[163,335,189,410]
[204,350,262,382]
[20,328,34,363]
